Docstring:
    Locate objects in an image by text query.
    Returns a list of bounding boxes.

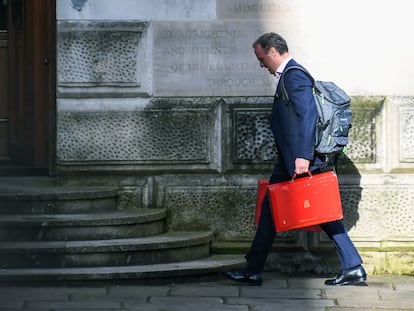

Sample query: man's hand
[295,158,310,175]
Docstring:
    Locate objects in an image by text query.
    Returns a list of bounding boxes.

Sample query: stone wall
[56,0,414,274]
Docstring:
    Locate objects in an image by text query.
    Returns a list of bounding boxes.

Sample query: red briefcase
[255,179,322,232]
[267,171,342,232]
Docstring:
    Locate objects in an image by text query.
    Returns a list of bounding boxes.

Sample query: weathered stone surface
[57,99,220,171]
[57,0,216,20]
[152,21,276,97]
[57,21,151,97]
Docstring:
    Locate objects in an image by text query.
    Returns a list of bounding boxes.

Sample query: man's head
[252,32,289,74]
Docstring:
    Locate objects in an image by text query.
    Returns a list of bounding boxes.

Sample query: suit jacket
[270,59,325,178]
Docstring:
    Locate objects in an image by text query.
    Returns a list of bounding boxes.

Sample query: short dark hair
[252,32,289,54]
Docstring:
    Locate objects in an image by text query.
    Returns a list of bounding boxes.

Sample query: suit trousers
[245,169,363,274]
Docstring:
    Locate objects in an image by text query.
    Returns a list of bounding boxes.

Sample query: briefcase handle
[291,171,313,183]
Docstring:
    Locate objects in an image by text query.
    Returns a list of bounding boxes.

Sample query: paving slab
[0,273,413,311]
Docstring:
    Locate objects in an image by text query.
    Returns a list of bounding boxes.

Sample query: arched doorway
[0,0,56,176]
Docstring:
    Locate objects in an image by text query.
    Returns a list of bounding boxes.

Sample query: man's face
[254,44,279,75]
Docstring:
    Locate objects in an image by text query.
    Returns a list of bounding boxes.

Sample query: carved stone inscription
[217,0,294,19]
[153,22,275,96]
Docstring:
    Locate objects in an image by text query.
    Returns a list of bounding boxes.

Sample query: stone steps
[0,231,213,268]
[0,177,244,281]
[0,180,118,214]
[0,254,245,282]
[0,209,167,241]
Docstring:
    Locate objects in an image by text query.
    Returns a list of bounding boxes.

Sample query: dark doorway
[0,0,56,176]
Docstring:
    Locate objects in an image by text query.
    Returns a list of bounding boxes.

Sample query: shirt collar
[275,56,293,77]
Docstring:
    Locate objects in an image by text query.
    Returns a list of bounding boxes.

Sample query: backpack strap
[278,65,315,102]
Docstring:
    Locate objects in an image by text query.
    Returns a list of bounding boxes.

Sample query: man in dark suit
[223,32,366,286]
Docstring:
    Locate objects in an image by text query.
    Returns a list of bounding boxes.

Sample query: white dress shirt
[274,56,292,88]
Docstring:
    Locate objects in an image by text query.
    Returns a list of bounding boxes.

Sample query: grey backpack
[279,66,352,156]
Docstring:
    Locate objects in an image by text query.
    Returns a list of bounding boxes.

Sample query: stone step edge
[0,231,213,253]
[0,209,167,226]
[0,186,119,201]
[0,254,245,281]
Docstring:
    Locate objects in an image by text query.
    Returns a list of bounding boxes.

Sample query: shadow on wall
[336,154,362,232]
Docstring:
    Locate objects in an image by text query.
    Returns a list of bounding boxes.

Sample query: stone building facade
[56,0,414,274]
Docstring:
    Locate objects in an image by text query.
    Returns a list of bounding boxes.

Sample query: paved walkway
[0,273,413,311]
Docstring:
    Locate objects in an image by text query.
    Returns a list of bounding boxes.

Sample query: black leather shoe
[325,266,367,286]
[222,271,263,286]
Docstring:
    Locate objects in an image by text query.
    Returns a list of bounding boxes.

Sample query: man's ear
[268,47,278,57]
